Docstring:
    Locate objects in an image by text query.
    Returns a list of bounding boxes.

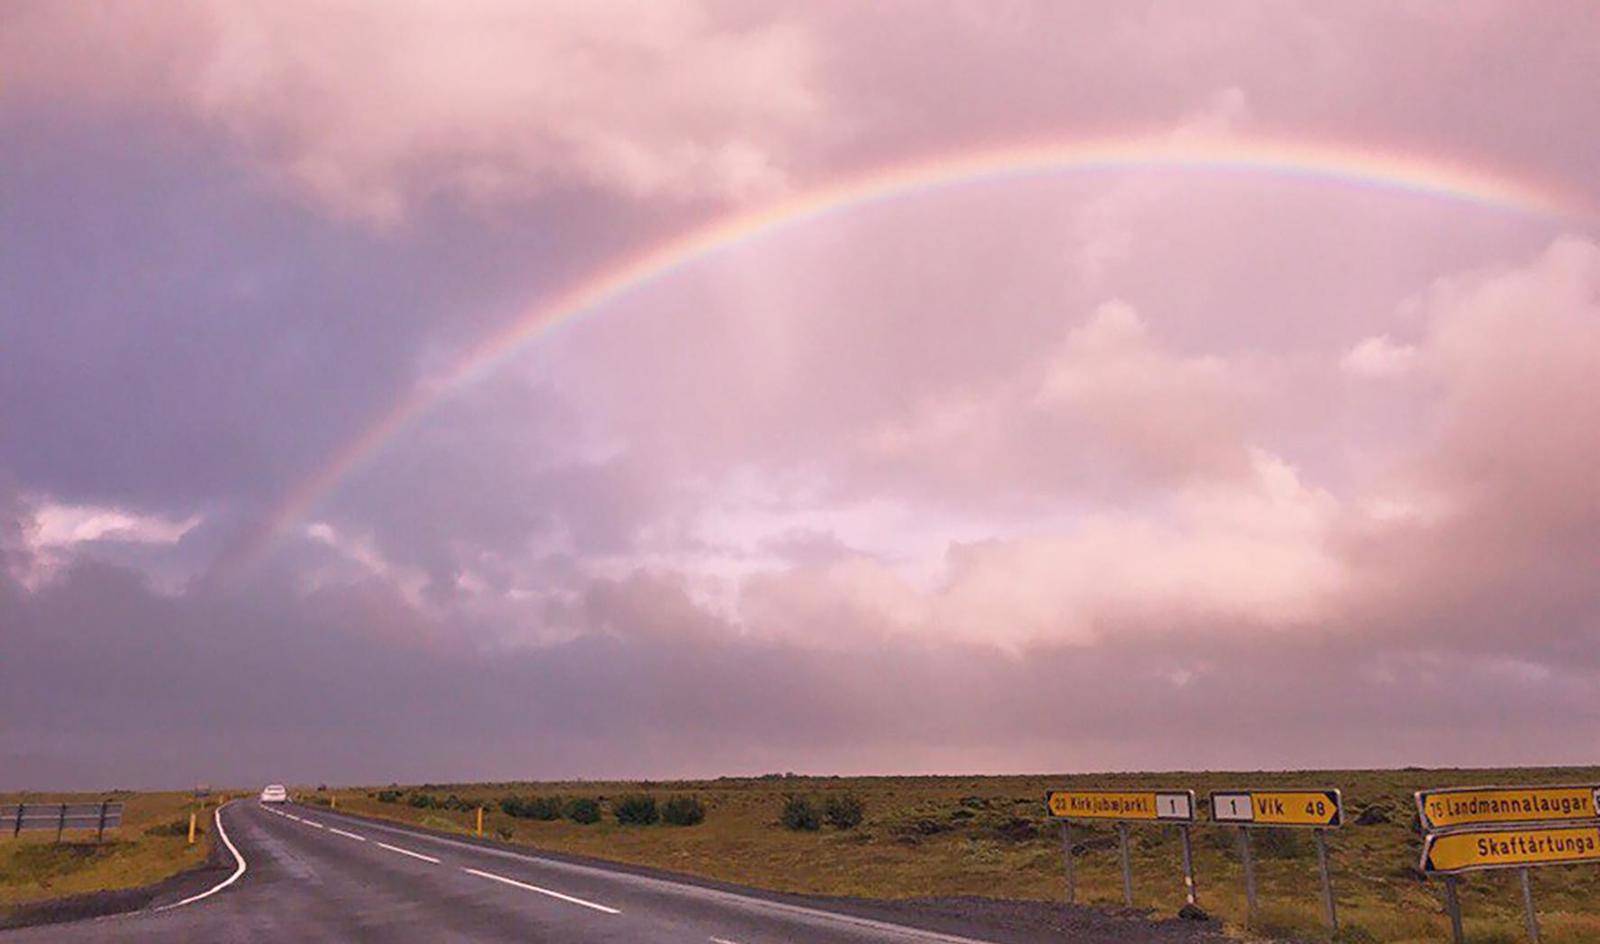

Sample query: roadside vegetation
[339,768,1600,943]
[0,790,219,917]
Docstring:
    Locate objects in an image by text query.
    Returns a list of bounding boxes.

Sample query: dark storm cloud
[0,103,648,526]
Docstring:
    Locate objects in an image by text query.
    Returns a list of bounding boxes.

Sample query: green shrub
[145,818,203,838]
[661,795,705,826]
[566,797,602,824]
[376,790,403,804]
[824,793,865,829]
[1253,828,1307,859]
[781,795,820,831]
[500,796,563,820]
[614,794,659,825]
[408,793,438,809]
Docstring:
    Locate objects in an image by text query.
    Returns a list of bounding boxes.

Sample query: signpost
[1210,789,1343,930]
[1422,822,1600,874]
[1046,789,1196,909]
[1416,785,1600,944]
[1416,784,1600,832]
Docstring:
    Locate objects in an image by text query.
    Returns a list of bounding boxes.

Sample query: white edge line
[153,803,247,912]
[462,867,621,914]
[376,841,441,864]
[328,827,366,841]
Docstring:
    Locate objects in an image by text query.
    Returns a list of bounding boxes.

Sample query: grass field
[0,790,218,916]
[321,768,1600,944]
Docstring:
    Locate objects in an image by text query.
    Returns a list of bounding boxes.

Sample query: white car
[260,784,289,804]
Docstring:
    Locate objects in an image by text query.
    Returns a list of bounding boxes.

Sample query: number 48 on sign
[1212,790,1344,828]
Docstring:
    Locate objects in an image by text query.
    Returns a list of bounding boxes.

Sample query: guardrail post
[97,801,108,843]
[1520,867,1540,942]
[1117,822,1134,907]
[56,803,67,843]
[1179,824,1197,907]
[1059,820,1075,904]
[1314,827,1337,932]
[1443,875,1465,944]
[13,803,23,838]
[1237,827,1258,922]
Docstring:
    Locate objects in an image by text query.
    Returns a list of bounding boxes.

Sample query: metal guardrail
[0,801,124,842]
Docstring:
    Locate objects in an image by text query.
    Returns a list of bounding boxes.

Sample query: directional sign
[1211,789,1343,828]
[1421,822,1600,875]
[1416,784,1600,832]
[1046,789,1195,822]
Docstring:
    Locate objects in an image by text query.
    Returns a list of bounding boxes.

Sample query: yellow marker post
[187,810,197,845]
[330,794,337,810]
[476,806,484,836]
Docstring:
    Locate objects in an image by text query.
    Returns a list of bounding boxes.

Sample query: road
[1,801,1088,943]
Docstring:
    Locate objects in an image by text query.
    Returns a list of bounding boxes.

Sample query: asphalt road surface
[2,802,1224,943]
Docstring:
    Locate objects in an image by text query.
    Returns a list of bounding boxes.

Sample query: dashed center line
[462,867,621,914]
[328,827,366,841]
[710,938,745,944]
[302,820,324,829]
[376,841,442,864]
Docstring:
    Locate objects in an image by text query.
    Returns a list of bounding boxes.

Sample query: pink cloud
[4,0,821,223]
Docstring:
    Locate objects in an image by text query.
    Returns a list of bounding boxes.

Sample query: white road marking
[329,827,366,841]
[312,810,995,943]
[153,803,247,912]
[377,841,442,864]
[462,867,621,915]
[711,938,745,944]
[302,820,324,829]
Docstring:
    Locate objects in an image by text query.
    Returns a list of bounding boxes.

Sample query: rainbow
[219,132,1588,576]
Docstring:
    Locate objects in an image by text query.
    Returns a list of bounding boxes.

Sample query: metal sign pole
[1117,822,1134,907]
[1179,825,1197,907]
[1314,827,1338,932]
[1443,876,1466,944]
[1520,868,1540,943]
[1059,820,1076,904]
[1237,826,1258,922]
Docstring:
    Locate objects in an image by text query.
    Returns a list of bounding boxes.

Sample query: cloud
[742,449,1341,651]
[1340,334,1416,378]
[858,300,1257,498]
[3,0,822,224]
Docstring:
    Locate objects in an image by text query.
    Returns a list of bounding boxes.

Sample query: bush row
[781,793,865,831]
[371,789,707,827]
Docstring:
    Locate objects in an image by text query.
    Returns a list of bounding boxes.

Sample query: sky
[3,1,1598,790]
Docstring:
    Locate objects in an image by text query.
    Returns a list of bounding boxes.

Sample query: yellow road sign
[1416,785,1600,831]
[1211,789,1343,828]
[1046,790,1194,822]
[1422,823,1600,875]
